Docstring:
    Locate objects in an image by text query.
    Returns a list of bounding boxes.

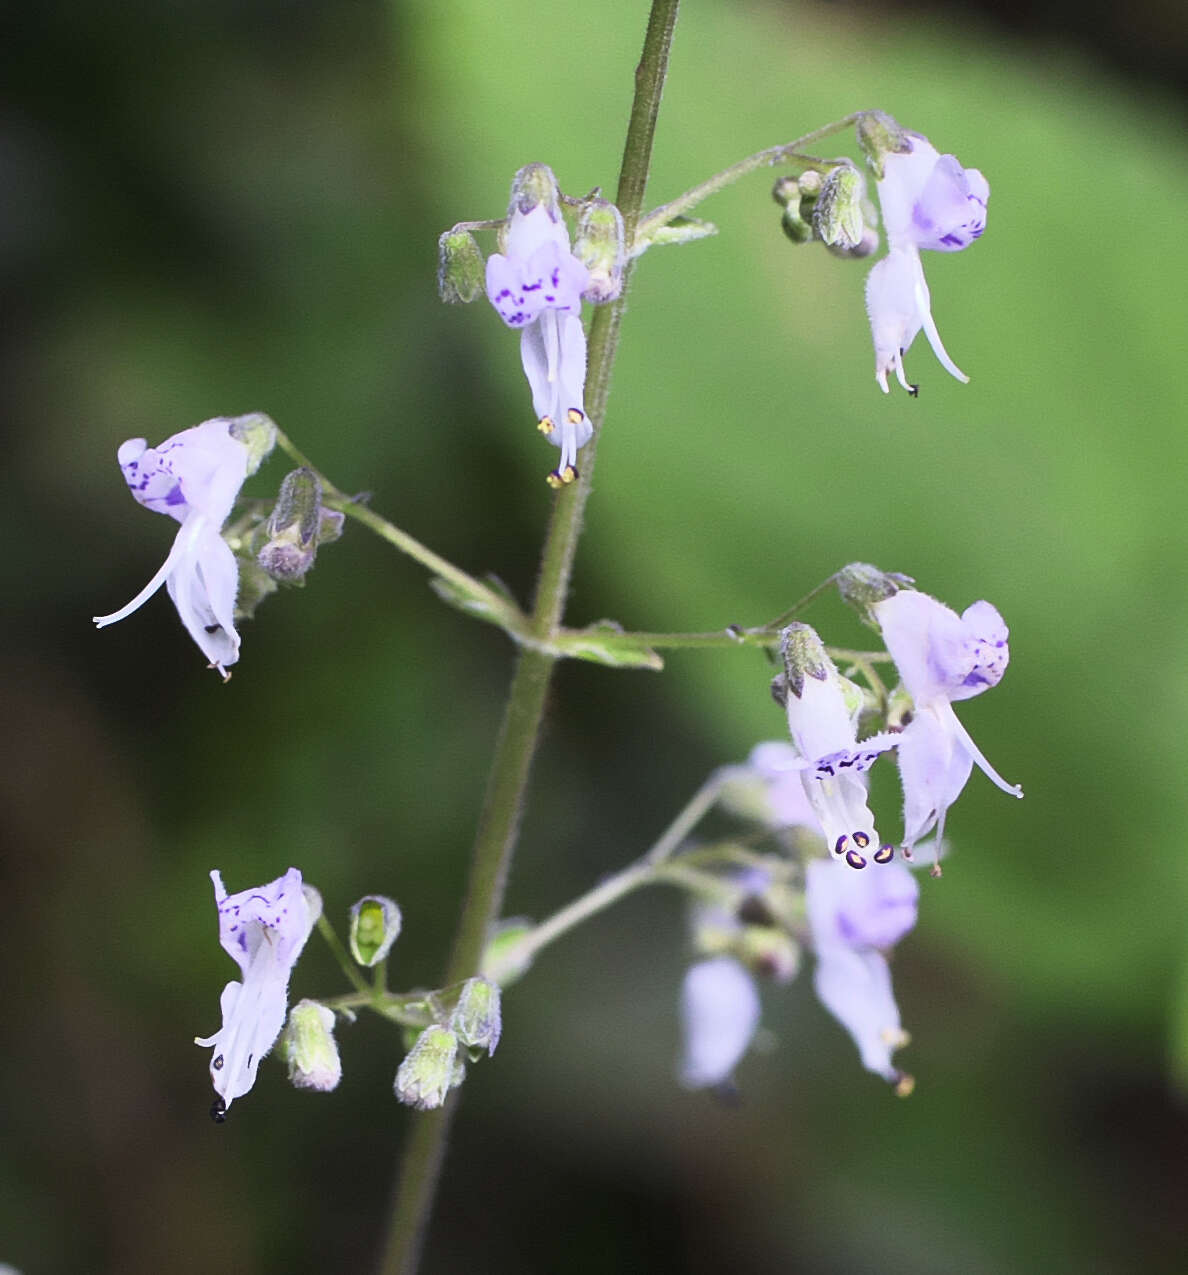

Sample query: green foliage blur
[3,1,1187,1271]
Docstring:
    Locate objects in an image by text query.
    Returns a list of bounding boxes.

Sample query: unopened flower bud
[349,894,402,967]
[836,562,913,628]
[780,623,831,699]
[226,412,278,476]
[780,205,813,245]
[257,468,343,583]
[771,175,800,207]
[573,198,626,303]
[437,229,486,303]
[394,1026,461,1111]
[449,976,502,1056]
[814,165,866,250]
[737,926,800,984]
[282,999,342,1092]
[856,110,910,180]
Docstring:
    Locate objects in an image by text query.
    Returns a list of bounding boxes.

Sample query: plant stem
[376,3,681,1272]
[636,112,865,237]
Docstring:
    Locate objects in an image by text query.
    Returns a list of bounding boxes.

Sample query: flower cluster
[679,574,1021,1092]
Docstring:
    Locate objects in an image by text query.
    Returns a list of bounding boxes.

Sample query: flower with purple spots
[93,417,263,677]
[806,855,918,1088]
[873,588,1023,863]
[485,165,592,488]
[195,867,320,1118]
[864,130,989,393]
[779,624,898,869]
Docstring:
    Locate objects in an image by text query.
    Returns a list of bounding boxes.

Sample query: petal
[678,957,761,1089]
[876,590,1008,705]
[505,204,570,260]
[519,320,556,422]
[877,133,943,247]
[92,514,202,629]
[214,867,315,970]
[154,419,250,525]
[813,946,907,1082]
[895,708,974,850]
[912,155,989,252]
[806,858,919,952]
[166,521,241,672]
[865,249,924,394]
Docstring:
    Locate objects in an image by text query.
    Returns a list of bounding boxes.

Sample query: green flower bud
[437,229,486,303]
[394,1026,461,1111]
[449,976,502,1057]
[226,412,278,476]
[813,165,866,250]
[856,110,910,180]
[349,894,402,967]
[573,198,626,303]
[282,999,342,1092]
[781,205,813,245]
[257,467,343,583]
[771,175,800,208]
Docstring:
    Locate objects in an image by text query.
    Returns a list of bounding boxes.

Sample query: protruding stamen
[833,834,849,857]
[566,407,583,425]
[545,465,578,489]
[873,844,894,865]
[538,416,556,435]
[929,862,943,879]
[893,1072,915,1099]
[853,831,870,849]
[844,849,867,870]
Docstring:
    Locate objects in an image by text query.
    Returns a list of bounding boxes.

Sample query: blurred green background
[3,0,1187,1271]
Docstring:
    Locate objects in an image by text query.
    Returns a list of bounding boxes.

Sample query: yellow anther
[566,408,583,425]
[537,416,555,436]
[894,1073,916,1099]
[545,471,564,489]
[559,465,577,484]
[545,465,579,490]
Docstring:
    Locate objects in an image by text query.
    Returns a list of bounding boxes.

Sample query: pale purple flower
[678,956,762,1090]
[874,589,1023,858]
[722,740,820,830]
[486,203,592,486]
[866,132,989,393]
[806,857,918,1085]
[781,642,898,869]
[195,867,320,1119]
[93,418,250,677]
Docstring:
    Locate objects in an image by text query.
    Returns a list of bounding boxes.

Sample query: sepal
[394,1026,462,1111]
[282,999,343,1092]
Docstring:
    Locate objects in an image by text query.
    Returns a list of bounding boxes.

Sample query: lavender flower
[865,131,989,393]
[873,589,1023,860]
[806,857,918,1088]
[678,956,762,1090]
[93,417,264,676]
[195,867,320,1119]
[485,166,592,488]
[780,624,898,869]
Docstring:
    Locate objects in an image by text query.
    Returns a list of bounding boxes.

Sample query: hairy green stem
[636,112,865,237]
[377,3,681,1272]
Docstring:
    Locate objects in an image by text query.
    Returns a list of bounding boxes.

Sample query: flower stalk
[376,1,682,1270]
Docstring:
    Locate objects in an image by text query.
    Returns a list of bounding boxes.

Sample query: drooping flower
[864,129,989,394]
[195,867,320,1119]
[780,624,898,869]
[485,165,592,488]
[806,856,918,1088]
[678,955,762,1090]
[873,588,1023,860]
[93,415,273,677]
